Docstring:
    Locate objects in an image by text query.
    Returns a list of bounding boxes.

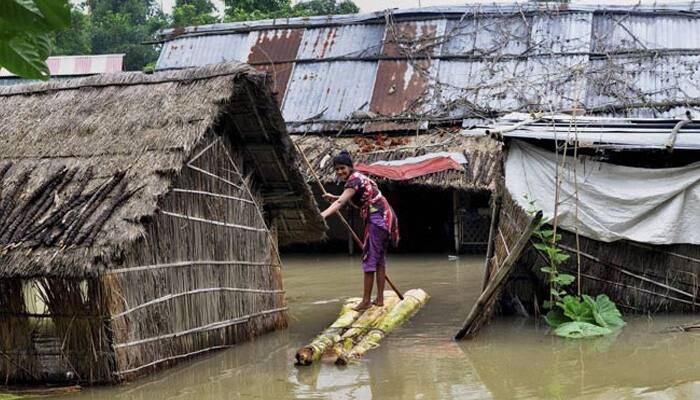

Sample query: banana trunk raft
[295,289,429,366]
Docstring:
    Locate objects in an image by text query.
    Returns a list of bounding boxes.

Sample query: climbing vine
[527,199,626,339]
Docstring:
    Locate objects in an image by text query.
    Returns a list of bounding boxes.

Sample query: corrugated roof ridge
[158,2,700,41]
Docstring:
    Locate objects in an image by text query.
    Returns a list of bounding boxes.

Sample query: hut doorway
[384,187,453,253]
[288,186,492,254]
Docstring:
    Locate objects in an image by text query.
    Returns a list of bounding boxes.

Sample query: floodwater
[47,255,698,400]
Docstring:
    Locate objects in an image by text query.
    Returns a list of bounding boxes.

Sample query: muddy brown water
[45,255,698,399]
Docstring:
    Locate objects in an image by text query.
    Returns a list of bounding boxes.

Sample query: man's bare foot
[372,299,384,307]
[353,301,372,311]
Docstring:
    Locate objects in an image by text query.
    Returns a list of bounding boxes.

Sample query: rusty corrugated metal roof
[155,2,700,133]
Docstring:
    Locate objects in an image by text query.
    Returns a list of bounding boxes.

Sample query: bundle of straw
[336,289,429,365]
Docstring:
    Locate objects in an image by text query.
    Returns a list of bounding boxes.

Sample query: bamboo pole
[294,142,404,300]
[482,193,501,291]
[455,211,542,340]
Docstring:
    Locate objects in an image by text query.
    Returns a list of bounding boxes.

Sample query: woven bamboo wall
[492,192,700,315]
[103,134,286,382]
[0,278,115,384]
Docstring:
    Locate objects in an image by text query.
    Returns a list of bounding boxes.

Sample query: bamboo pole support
[482,193,501,291]
[455,210,542,340]
[294,142,404,300]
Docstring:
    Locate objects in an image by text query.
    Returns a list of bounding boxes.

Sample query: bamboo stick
[108,259,271,274]
[114,307,288,349]
[455,210,542,340]
[161,211,267,232]
[111,287,285,320]
[294,142,404,300]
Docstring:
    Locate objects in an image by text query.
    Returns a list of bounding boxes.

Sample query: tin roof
[0,54,124,78]
[155,2,700,133]
[464,112,700,149]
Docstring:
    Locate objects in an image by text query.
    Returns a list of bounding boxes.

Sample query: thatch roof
[293,132,502,192]
[0,62,325,279]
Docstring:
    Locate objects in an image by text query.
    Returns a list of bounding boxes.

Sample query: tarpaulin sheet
[356,155,464,181]
[505,140,700,245]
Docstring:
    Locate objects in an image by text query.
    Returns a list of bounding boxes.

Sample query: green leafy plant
[0,0,70,79]
[527,198,625,339]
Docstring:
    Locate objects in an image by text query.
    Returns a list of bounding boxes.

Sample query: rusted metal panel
[247,29,303,105]
[297,24,384,59]
[366,20,445,132]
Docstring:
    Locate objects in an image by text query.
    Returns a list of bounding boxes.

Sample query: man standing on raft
[321,150,400,311]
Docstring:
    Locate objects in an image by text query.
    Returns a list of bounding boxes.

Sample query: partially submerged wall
[103,135,286,382]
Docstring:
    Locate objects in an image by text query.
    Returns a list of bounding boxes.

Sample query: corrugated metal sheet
[592,14,700,52]
[366,19,446,132]
[465,112,700,149]
[442,15,530,56]
[281,61,377,124]
[0,54,123,78]
[157,2,700,40]
[530,12,593,54]
[436,59,527,116]
[154,3,700,132]
[247,29,303,104]
[585,54,700,110]
[297,24,384,59]
[156,33,252,69]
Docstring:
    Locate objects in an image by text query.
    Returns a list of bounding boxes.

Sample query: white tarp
[505,140,700,245]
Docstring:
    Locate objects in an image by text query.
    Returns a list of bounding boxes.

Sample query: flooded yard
[46,255,698,399]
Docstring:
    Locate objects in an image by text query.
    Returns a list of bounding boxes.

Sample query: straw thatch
[293,132,502,192]
[0,62,327,385]
[0,62,325,279]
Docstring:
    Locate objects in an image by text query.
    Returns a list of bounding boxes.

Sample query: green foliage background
[51,0,359,72]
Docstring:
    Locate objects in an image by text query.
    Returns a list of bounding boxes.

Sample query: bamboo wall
[104,134,286,381]
[492,192,700,315]
[0,278,114,384]
[0,133,288,385]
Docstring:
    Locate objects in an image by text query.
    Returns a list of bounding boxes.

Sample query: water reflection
[43,255,698,400]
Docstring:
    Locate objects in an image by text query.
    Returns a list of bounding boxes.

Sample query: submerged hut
[0,62,325,384]
[153,1,700,253]
[457,113,700,338]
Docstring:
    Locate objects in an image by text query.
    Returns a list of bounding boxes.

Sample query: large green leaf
[553,321,613,339]
[584,294,626,329]
[0,33,51,80]
[34,0,71,29]
[544,308,568,329]
[557,295,594,324]
[0,0,51,34]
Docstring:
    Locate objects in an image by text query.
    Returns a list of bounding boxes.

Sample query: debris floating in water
[295,289,429,366]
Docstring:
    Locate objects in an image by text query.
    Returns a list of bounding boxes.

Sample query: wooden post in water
[452,190,461,254]
[482,193,501,291]
[455,210,542,340]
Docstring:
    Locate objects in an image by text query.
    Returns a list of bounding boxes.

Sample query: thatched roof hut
[0,62,324,279]
[0,62,326,384]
